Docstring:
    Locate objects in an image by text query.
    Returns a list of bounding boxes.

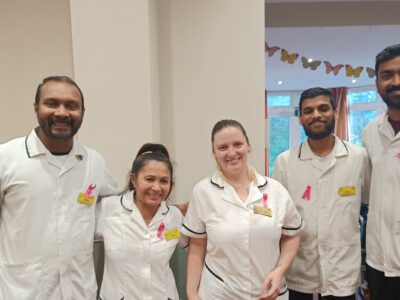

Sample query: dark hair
[299,87,335,115]
[35,75,85,109]
[211,119,250,151]
[375,44,400,77]
[126,143,174,194]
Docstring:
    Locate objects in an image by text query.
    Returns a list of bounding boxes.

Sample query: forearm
[275,234,300,274]
[187,237,207,299]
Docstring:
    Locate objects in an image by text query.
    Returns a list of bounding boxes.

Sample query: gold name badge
[77,192,95,206]
[164,229,181,241]
[253,205,272,217]
[338,186,356,196]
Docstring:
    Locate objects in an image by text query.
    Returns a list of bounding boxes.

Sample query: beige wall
[1,0,265,298]
[0,0,74,142]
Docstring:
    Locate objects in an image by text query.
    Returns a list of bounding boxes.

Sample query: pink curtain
[330,87,349,141]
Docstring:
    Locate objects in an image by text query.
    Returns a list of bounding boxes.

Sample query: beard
[303,117,335,140]
[381,85,400,109]
[37,116,82,141]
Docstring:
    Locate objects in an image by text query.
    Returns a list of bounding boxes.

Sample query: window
[348,88,386,145]
[266,86,385,175]
[266,91,303,176]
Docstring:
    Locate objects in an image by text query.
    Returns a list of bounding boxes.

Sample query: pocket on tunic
[0,260,43,300]
[198,263,226,299]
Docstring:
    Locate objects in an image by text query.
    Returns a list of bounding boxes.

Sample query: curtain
[330,87,349,141]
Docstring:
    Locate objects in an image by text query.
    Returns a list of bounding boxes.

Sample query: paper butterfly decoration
[366,67,376,78]
[265,42,280,57]
[281,49,299,64]
[324,61,344,76]
[301,57,321,70]
[345,65,363,78]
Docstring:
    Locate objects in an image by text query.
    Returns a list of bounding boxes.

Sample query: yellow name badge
[253,205,272,217]
[164,229,181,241]
[77,192,95,206]
[338,186,356,196]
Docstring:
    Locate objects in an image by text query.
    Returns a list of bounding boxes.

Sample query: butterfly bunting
[345,65,363,78]
[324,61,344,76]
[281,49,299,64]
[301,57,321,71]
[366,67,376,78]
[265,42,374,78]
[265,42,280,57]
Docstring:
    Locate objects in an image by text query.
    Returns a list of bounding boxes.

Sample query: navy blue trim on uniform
[205,263,224,282]
[278,281,288,296]
[182,223,206,235]
[298,138,349,159]
[340,139,349,154]
[258,179,268,188]
[210,178,224,189]
[298,142,304,159]
[120,194,133,212]
[25,136,32,158]
[282,219,303,231]
[162,203,170,215]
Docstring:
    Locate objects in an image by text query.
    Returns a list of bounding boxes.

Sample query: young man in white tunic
[362,44,400,300]
[273,88,370,299]
[0,76,119,299]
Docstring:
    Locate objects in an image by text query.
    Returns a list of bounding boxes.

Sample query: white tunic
[362,113,400,277]
[0,129,119,300]
[95,191,185,300]
[273,136,370,296]
[181,169,303,300]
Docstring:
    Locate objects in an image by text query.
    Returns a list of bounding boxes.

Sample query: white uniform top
[181,169,303,300]
[0,129,119,300]
[273,136,370,296]
[362,113,400,277]
[95,191,186,300]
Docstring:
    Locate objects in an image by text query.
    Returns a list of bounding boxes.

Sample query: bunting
[265,42,376,78]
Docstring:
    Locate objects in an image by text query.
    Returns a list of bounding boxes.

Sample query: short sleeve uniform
[181,169,303,300]
[0,129,119,300]
[362,113,400,276]
[273,137,370,296]
[96,191,185,300]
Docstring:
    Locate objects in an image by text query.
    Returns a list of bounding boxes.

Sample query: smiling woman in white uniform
[95,143,186,300]
[182,120,304,300]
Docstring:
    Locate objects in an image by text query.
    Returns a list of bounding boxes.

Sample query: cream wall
[0,0,74,142]
[1,0,265,298]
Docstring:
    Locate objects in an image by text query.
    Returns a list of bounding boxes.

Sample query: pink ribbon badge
[157,222,165,239]
[85,184,96,197]
[302,185,311,201]
[262,193,268,208]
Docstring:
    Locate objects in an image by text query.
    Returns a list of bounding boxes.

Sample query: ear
[130,173,137,189]
[34,102,38,113]
[334,109,338,121]
[299,115,304,126]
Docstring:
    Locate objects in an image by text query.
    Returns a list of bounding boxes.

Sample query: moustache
[387,85,400,93]
[49,118,72,126]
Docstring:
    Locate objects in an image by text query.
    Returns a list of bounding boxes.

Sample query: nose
[54,105,69,117]
[310,109,322,119]
[152,181,162,191]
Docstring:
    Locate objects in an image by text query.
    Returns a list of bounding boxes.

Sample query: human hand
[259,268,284,300]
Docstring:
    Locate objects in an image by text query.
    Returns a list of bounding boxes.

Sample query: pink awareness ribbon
[263,193,268,208]
[85,184,96,197]
[302,185,311,201]
[157,222,165,239]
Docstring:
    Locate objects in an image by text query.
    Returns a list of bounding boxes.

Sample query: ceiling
[265,1,400,91]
